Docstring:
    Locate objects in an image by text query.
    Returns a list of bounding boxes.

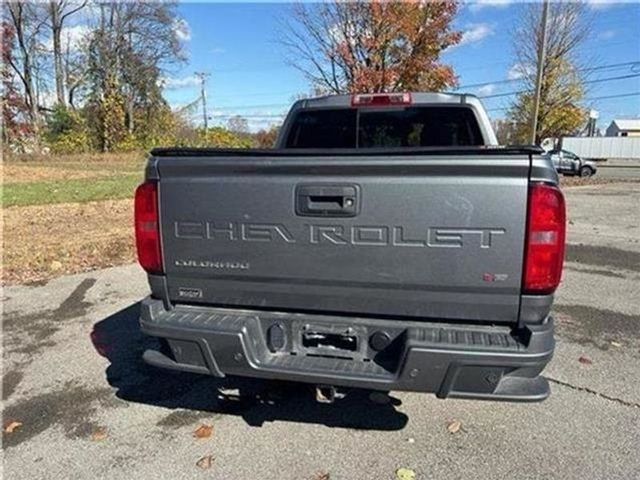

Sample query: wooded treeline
[2,1,276,153]
[2,1,589,153]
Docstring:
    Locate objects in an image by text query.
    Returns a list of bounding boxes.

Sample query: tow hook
[315,385,346,404]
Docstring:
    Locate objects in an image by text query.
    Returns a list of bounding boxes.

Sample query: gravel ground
[3,182,639,480]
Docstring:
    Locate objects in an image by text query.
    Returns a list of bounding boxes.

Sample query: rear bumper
[139,297,555,402]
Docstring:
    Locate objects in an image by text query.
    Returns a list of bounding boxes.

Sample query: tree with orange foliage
[281,1,461,94]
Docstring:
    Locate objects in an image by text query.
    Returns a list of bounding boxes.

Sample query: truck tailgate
[155,152,530,323]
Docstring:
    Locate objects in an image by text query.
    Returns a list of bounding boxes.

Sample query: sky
[161,1,640,132]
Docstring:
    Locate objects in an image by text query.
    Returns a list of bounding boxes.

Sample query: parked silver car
[545,149,597,177]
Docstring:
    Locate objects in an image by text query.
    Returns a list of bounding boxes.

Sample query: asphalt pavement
[3,182,640,480]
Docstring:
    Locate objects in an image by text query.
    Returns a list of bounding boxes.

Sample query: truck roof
[294,92,481,109]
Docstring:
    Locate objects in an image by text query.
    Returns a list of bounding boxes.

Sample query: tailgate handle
[308,195,347,210]
[296,184,359,217]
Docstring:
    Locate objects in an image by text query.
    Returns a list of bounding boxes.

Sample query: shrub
[115,132,141,152]
[45,105,92,154]
[198,127,254,148]
[48,130,92,154]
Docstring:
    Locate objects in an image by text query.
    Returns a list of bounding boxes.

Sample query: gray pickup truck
[135,92,566,403]
[545,149,598,177]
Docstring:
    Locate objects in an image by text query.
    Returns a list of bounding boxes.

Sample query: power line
[208,41,637,77]
[479,73,640,99]
[586,92,640,101]
[455,61,640,90]
[183,74,639,114]
[185,74,639,114]
[212,102,290,111]
[174,61,639,115]
[209,114,286,118]
[178,73,638,118]
[482,90,528,100]
[187,111,286,119]
[585,73,640,84]
[486,91,640,112]
[582,61,640,73]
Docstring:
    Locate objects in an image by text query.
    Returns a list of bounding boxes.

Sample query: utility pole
[195,72,210,130]
[530,0,549,145]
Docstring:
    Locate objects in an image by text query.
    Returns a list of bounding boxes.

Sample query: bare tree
[81,1,186,150]
[63,25,90,108]
[281,1,461,94]
[509,2,591,143]
[4,2,48,131]
[48,0,87,107]
[86,1,185,133]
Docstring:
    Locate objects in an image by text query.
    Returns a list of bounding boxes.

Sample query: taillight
[134,181,163,274]
[351,93,412,107]
[523,183,566,294]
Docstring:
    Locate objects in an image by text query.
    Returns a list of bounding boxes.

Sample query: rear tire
[579,166,593,177]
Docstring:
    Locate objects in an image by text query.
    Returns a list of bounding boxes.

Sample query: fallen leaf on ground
[196,455,214,470]
[91,427,108,441]
[446,419,462,434]
[4,421,23,433]
[312,472,330,480]
[395,468,416,480]
[610,341,622,348]
[193,424,214,439]
[578,356,593,365]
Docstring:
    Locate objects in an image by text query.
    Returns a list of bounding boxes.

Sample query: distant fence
[559,137,640,161]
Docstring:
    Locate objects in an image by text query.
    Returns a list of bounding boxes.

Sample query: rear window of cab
[285,107,483,149]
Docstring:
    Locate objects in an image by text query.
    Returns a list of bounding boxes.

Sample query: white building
[605,119,640,137]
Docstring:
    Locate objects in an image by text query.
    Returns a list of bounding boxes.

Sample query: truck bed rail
[150,145,544,158]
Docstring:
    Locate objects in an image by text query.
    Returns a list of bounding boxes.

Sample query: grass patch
[2,174,142,207]
[3,199,135,285]
[1,152,146,284]
[4,151,146,182]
